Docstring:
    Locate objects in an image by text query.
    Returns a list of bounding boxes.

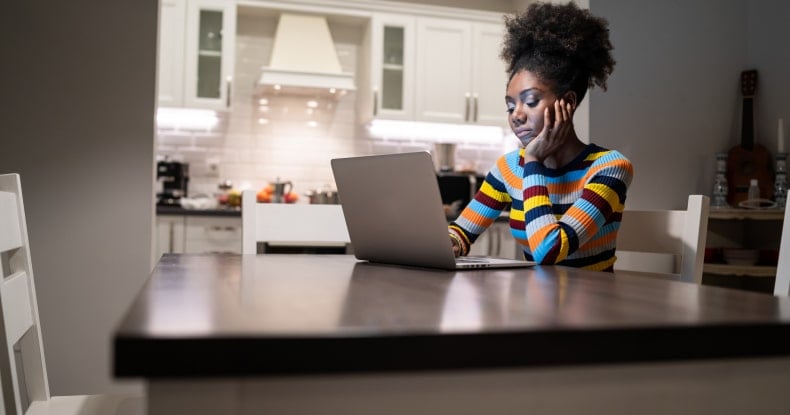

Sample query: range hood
[258,13,355,96]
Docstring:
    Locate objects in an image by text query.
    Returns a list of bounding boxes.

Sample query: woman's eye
[525,100,538,108]
[506,104,515,114]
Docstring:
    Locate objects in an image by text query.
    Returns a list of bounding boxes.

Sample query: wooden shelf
[709,207,784,220]
[703,263,776,278]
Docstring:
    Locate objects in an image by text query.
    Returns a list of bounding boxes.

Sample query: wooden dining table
[114,254,790,414]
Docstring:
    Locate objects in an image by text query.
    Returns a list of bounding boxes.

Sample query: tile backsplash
[156,15,510,200]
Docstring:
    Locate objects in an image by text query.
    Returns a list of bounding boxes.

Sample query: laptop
[330,152,535,270]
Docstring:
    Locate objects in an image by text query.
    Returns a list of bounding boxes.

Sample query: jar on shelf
[711,152,729,208]
[775,153,787,208]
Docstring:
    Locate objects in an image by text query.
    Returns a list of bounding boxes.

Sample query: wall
[0,0,155,396]
[747,1,790,153]
[590,0,748,210]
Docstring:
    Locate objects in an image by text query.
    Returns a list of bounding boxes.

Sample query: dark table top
[114,254,790,378]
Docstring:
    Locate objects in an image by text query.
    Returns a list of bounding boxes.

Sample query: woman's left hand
[525,99,575,162]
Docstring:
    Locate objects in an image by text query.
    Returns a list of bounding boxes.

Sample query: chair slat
[0,192,23,253]
[2,271,35,345]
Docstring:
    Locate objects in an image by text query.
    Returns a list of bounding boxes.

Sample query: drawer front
[184,216,242,254]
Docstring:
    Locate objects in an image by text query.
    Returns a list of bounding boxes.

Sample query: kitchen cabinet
[469,220,522,260]
[702,208,783,292]
[156,212,242,256]
[157,0,236,110]
[156,215,186,259]
[359,13,506,127]
[414,18,507,126]
[367,13,416,121]
[184,216,242,254]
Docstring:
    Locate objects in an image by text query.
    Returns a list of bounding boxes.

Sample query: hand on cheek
[525,99,574,162]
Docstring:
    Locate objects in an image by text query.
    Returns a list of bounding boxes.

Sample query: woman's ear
[563,91,578,110]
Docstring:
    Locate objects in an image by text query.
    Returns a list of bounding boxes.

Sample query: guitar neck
[741,96,755,150]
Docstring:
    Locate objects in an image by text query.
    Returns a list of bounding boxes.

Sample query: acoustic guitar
[726,70,774,206]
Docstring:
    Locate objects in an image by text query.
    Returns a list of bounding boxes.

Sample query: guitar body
[726,144,774,205]
[726,70,774,206]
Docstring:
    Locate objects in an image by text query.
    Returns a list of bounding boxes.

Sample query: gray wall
[590,0,749,210]
[591,0,790,210]
[0,1,156,395]
[748,1,790,148]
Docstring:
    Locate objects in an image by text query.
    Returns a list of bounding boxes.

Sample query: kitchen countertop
[156,205,241,217]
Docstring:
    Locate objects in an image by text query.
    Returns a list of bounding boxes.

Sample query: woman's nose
[511,106,526,126]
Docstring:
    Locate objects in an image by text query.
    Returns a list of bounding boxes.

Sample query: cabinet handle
[464,93,471,122]
[168,222,174,253]
[226,77,232,108]
[373,89,379,117]
[473,94,479,123]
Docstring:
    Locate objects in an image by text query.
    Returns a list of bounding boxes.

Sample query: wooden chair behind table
[241,189,351,255]
[0,174,143,415]
[615,195,711,284]
[773,204,790,296]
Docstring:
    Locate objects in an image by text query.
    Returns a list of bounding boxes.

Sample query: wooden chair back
[241,190,350,254]
[616,195,710,283]
[774,204,790,296]
[0,173,50,414]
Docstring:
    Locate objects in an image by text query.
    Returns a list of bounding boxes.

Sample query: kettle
[271,178,293,203]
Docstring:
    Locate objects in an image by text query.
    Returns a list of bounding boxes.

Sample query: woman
[448,2,633,271]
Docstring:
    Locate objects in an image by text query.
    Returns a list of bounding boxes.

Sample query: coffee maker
[156,159,189,206]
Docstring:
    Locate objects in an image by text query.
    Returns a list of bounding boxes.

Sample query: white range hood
[258,13,355,96]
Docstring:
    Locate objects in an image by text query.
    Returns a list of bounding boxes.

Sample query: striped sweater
[449,144,633,271]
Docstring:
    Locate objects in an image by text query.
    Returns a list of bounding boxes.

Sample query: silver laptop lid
[331,152,458,269]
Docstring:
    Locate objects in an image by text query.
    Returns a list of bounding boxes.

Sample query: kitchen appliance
[433,143,457,172]
[257,13,355,97]
[157,160,190,206]
[271,178,293,203]
[436,172,484,219]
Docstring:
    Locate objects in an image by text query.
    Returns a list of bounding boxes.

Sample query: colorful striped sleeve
[449,167,512,256]
[525,151,633,264]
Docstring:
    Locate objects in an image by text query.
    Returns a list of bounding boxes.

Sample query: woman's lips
[515,128,534,146]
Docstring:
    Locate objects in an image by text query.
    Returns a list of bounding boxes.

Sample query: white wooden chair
[774,205,790,296]
[615,195,710,283]
[241,189,350,254]
[0,174,144,415]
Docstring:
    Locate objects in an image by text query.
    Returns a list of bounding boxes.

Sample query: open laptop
[330,152,534,270]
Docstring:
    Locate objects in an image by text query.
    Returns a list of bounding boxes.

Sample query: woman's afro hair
[500,2,615,101]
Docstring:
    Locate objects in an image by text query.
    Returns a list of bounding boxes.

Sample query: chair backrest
[0,173,51,414]
[774,205,790,296]
[615,195,710,283]
[241,189,350,254]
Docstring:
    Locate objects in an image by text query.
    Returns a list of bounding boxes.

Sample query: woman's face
[505,70,559,148]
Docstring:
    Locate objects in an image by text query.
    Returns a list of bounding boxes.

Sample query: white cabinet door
[156,216,186,259]
[158,0,235,110]
[183,0,236,110]
[367,13,416,122]
[415,18,506,126]
[471,23,508,127]
[184,216,242,254]
[157,0,186,107]
[415,17,472,124]
[468,221,522,259]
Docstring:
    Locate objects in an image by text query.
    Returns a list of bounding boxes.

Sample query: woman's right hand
[449,235,462,257]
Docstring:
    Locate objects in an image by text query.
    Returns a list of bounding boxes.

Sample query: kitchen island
[115,254,790,414]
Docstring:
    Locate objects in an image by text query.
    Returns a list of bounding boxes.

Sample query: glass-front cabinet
[184,0,236,109]
[368,14,415,121]
[157,0,235,110]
